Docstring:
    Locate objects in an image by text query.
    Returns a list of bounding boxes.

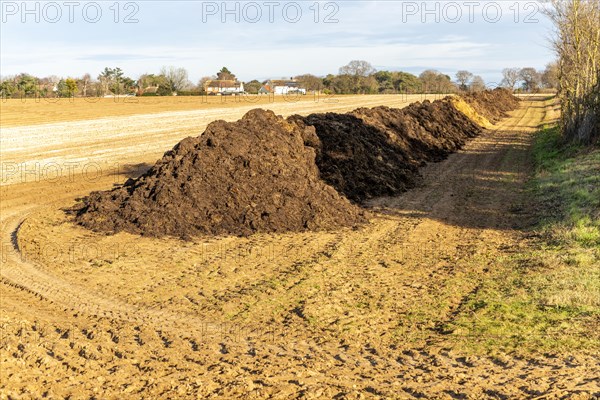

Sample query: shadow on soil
[367,128,537,232]
[112,163,153,181]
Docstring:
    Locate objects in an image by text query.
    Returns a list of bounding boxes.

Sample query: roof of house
[206,80,243,88]
[269,80,300,87]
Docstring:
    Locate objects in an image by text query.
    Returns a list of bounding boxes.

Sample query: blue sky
[1,1,556,84]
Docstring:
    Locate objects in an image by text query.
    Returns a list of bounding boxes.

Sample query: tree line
[0,61,559,100]
[497,65,559,92]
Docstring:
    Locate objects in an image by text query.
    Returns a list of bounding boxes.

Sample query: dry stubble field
[1,95,598,398]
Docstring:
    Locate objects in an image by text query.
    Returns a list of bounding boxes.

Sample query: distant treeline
[1,61,558,99]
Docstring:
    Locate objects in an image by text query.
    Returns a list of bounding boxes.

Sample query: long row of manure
[72,89,520,238]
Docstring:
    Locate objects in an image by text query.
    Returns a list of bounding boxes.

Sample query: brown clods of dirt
[296,97,483,202]
[73,109,367,238]
[461,88,521,122]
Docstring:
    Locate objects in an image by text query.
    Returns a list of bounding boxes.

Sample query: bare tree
[455,70,473,90]
[419,70,456,93]
[541,62,559,89]
[160,66,189,93]
[469,76,486,92]
[294,74,323,91]
[547,0,600,142]
[198,76,215,92]
[501,68,521,90]
[338,60,376,94]
[98,67,113,95]
[519,67,541,92]
[80,73,91,97]
[339,60,376,77]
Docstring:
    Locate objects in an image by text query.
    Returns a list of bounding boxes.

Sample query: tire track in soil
[1,100,543,333]
[1,97,424,325]
[5,98,596,399]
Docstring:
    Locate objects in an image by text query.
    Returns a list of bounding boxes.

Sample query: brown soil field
[1,96,598,398]
[0,94,429,187]
[0,94,434,128]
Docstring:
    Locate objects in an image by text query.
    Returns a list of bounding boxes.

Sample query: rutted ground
[1,98,598,398]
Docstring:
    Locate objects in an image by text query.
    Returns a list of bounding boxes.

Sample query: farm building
[259,79,306,95]
[205,80,244,95]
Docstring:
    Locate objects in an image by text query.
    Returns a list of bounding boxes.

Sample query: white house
[205,80,244,95]
[259,79,306,95]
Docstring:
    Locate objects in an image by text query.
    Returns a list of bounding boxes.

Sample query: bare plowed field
[1,95,428,186]
[1,97,598,398]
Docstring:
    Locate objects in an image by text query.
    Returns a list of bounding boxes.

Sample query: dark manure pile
[295,97,483,202]
[73,109,367,238]
[72,90,521,239]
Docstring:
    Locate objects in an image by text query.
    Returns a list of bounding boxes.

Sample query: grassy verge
[447,126,600,354]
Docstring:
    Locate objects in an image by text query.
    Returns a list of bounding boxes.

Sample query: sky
[1,1,556,84]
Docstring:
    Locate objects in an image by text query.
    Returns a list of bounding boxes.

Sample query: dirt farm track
[1,95,598,398]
